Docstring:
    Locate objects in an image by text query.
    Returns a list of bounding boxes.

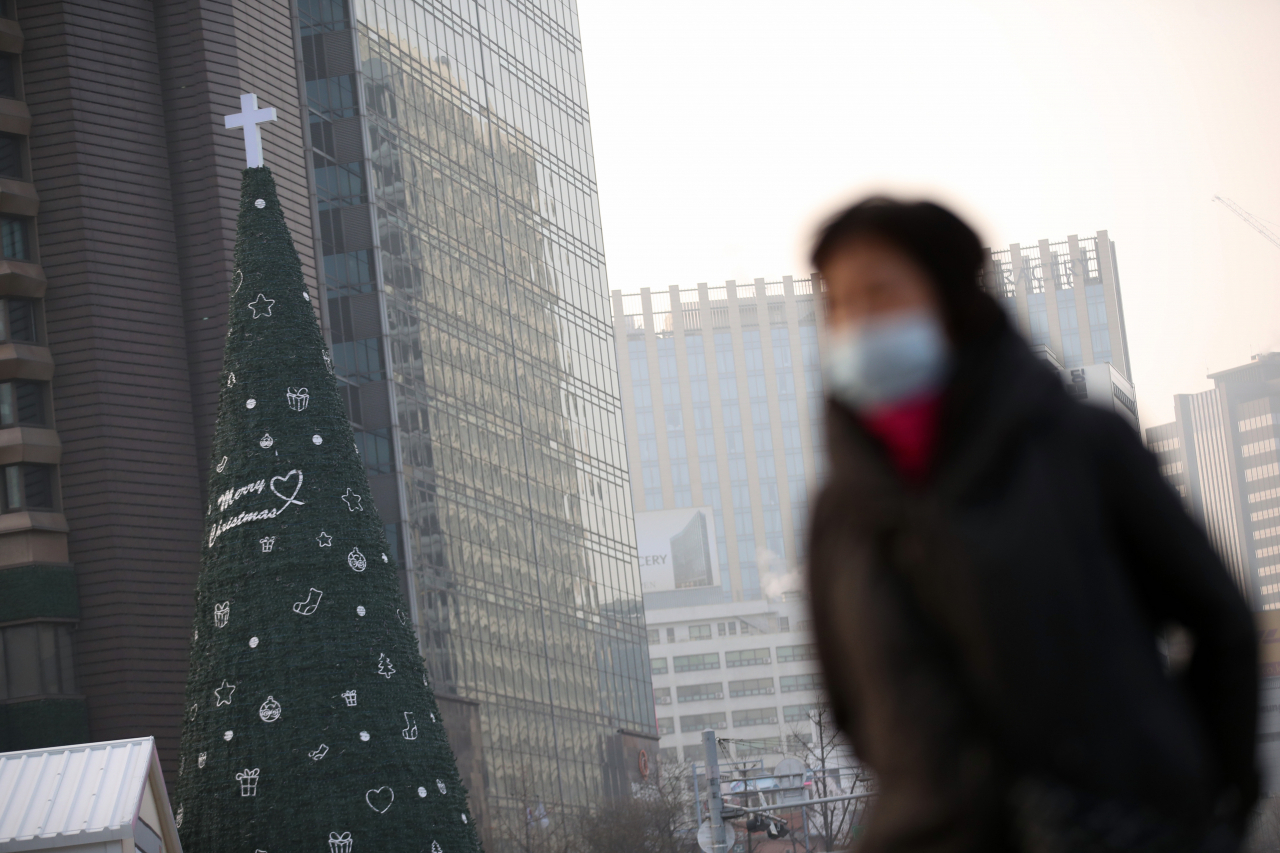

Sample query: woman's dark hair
[810,197,1004,344]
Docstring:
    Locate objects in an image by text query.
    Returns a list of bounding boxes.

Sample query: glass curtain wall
[298,0,654,831]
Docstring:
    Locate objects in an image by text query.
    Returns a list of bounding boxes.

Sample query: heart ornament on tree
[269,469,305,510]
[365,786,394,814]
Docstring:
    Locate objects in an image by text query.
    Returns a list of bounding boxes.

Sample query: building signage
[635,507,721,593]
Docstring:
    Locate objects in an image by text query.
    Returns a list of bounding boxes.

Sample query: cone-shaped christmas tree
[175,167,481,853]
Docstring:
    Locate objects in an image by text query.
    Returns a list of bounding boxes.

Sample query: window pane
[15,381,42,424]
[4,624,40,697]
[3,465,20,510]
[5,298,36,341]
[725,648,770,667]
[0,217,27,260]
[0,54,15,99]
[38,623,59,694]
[0,133,20,178]
[23,465,54,509]
[776,643,818,663]
[57,625,76,694]
[731,707,777,727]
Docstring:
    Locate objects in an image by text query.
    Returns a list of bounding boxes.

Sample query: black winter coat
[807,327,1258,852]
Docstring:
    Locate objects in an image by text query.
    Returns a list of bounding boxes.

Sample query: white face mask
[823,309,951,410]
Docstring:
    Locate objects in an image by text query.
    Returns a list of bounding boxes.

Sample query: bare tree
[487,765,578,853]
[786,702,874,851]
[571,760,700,853]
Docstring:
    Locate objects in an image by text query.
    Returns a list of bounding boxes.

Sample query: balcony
[0,342,53,381]
[0,259,45,297]
[0,426,60,465]
[0,178,38,217]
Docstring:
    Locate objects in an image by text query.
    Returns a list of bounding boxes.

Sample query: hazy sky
[577,0,1280,427]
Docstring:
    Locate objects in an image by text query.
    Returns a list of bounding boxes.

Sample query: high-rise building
[299,0,655,829]
[1,0,654,835]
[1148,353,1280,796]
[1148,353,1280,609]
[983,231,1139,429]
[611,279,825,602]
[612,279,833,771]
[983,231,1132,379]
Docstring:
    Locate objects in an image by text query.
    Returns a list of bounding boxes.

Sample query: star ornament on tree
[248,293,275,319]
[214,679,236,707]
[341,489,363,512]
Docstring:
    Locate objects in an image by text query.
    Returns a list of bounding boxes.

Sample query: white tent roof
[0,736,182,853]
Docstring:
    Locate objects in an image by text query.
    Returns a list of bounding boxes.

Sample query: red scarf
[859,393,943,482]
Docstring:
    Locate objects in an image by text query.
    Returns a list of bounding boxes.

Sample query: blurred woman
[805,198,1258,852]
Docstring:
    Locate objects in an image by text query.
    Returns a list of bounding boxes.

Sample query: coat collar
[823,328,1067,512]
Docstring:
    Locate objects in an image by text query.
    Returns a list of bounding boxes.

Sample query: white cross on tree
[224,93,278,168]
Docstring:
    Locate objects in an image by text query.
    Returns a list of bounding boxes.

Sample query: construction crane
[1214,195,1280,252]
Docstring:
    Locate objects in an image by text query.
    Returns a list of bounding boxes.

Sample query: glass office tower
[298,0,655,834]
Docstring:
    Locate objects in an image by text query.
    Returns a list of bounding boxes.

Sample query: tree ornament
[292,588,323,616]
[236,768,261,797]
[258,695,282,722]
[214,680,236,706]
[365,787,394,814]
[248,293,275,318]
[176,164,478,853]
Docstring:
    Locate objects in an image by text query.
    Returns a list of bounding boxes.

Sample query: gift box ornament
[236,768,260,797]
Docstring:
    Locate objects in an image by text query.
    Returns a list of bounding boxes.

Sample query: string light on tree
[174,95,480,853]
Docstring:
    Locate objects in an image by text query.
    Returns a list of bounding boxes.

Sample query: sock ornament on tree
[174,163,481,853]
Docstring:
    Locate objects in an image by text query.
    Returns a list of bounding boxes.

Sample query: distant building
[611,279,825,603]
[1148,353,1280,608]
[645,597,832,769]
[983,231,1139,429]
[1149,353,1280,796]
[612,279,830,771]
[983,232,1132,378]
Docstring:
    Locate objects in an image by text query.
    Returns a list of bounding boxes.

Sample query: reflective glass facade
[298,0,654,831]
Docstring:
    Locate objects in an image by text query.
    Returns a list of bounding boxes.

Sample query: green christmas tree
[175,167,481,853]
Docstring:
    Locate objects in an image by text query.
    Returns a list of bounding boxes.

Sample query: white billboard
[635,507,721,593]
